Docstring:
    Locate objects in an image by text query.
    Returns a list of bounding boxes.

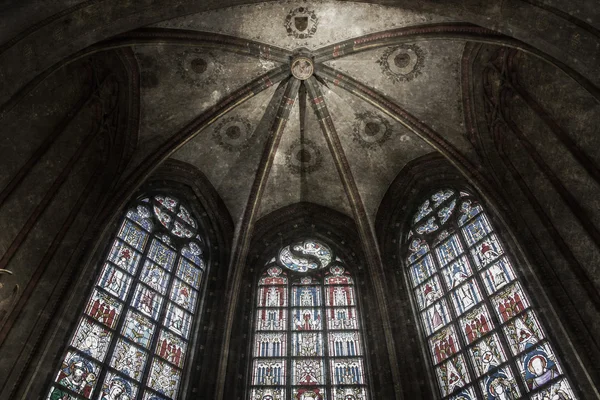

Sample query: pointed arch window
[249,240,370,400]
[404,189,577,399]
[47,195,209,400]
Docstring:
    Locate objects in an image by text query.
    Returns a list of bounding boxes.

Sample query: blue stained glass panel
[176,258,202,289]
[121,310,155,348]
[470,234,504,270]
[85,289,122,329]
[448,386,477,400]
[421,299,451,336]
[326,307,358,330]
[132,284,164,320]
[415,275,443,311]
[462,214,493,247]
[519,343,563,391]
[416,216,439,234]
[449,279,482,315]
[118,219,149,252]
[170,279,198,313]
[252,359,286,386]
[156,329,188,368]
[292,332,324,357]
[140,260,170,295]
[503,310,545,356]
[147,358,181,398]
[438,199,457,225]
[432,189,455,207]
[256,308,287,331]
[530,379,576,400]
[435,354,471,397]
[53,351,100,399]
[70,318,112,362]
[126,209,153,232]
[330,358,365,385]
[435,235,463,267]
[325,285,355,307]
[468,333,507,376]
[254,332,287,357]
[181,243,204,267]
[328,331,361,356]
[164,303,192,339]
[110,339,148,381]
[441,256,473,289]
[292,308,323,331]
[413,199,433,224]
[108,239,141,275]
[292,286,322,307]
[409,253,436,287]
[100,372,138,400]
[147,239,176,271]
[481,257,516,295]
[479,367,520,400]
[458,200,483,226]
[407,239,429,264]
[98,263,132,301]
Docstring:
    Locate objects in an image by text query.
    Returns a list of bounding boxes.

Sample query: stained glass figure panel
[132,284,164,320]
[47,386,79,400]
[421,299,451,336]
[292,286,322,307]
[100,371,138,400]
[409,253,436,287]
[416,216,439,234]
[518,343,563,391]
[407,239,429,264]
[328,331,362,357]
[480,257,516,295]
[478,367,520,400]
[70,318,112,362]
[503,311,545,356]
[121,310,155,349]
[164,303,192,339]
[491,283,530,323]
[181,243,204,268]
[435,235,463,267]
[254,333,287,357]
[292,308,323,331]
[250,387,286,400]
[108,239,141,275]
[470,234,504,270]
[415,275,443,311]
[98,263,133,301]
[292,359,325,385]
[110,339,147,381]
[118,219,149,252]
[325,285,355,307]
[169,279,198,313]
[127,209,153,232]
[428,325,461,365]
[458,200,483,226]
[331,387,368,400]
[252,359,286,385]
[176,258,202,289]
[147,239,176,271]
[413,199,433,224]
[462,214,493,247]
[449,279,483,316]
[85,289,123,329]
[459,305,495,345]
[292,387,326,400]
[330,358,365,385]
[156,329,188,368]
[258,285,288,308]
[326,307,358,330]
[53,351,100,399]
[153,205,172,229]
[147,358,181,399]
[435,354,471,397]
[140,260,170,295]
[448,386,477,400]
[256,308,287,331]
[468,333,507,376]
[441,256,473,290]
[292,332,324,357]
[530,379,576,400]
[438,199,457,225]
[432,189,455,206]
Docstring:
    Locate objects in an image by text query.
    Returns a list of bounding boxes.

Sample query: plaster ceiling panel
[320,83,434,220]
[171,84,279,223]
[126,44,283,175]
[153,1,455,51]
[259,85,352,220]
[323,40,475,159]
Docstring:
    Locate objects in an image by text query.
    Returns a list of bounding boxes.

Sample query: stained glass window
[404,189,577,399]
[250,240,370,400]
[48,195,208,400]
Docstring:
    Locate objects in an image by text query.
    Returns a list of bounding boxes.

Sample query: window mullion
[321,276,331,399]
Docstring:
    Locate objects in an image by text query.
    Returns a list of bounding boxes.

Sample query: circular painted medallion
[291,56,314,80]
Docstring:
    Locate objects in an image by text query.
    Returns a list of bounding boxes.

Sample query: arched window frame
[402,187,578,400]
[45,192,214,400]
[248,238,371,400]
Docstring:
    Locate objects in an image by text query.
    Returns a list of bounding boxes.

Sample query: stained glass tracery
[404,189,577,399]
[251,247,369,400]
[48,195,208,400]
